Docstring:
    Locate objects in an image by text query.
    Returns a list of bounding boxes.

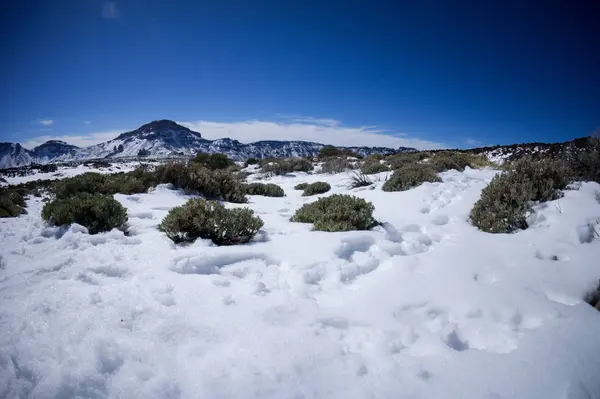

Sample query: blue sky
[2,1,599,149]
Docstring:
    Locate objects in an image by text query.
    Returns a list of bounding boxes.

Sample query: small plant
[42,193,128,234]
[428,152,473,172]
[291,194,378,232]
[245,182,285,197]
[302,181,331,196]
[158,198,263,245]
[348,171,373,188]
[294,183,308,190]
[53,172,108,198]
[245,157,259,166]
[321,158,352,174]
[319,146,362,159]
[571,137,600,183]
[0,189,26,218]
[382,163,441,192]
[584,279,600,311]
[191,153,235,170]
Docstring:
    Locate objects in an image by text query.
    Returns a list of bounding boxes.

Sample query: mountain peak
[138,119,188,133]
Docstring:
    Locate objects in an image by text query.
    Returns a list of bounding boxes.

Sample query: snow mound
[1,168,600,398]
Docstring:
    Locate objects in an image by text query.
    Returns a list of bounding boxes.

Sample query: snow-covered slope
[1,120,405,168]
[1,167,600,398]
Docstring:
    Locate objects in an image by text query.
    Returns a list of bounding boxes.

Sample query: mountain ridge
[0,120,410,168]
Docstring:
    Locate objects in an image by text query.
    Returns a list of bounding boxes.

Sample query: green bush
[382,163,441,192]
[321,158,352,174]
[53,172,108,198]
[386,152,430,170]
[291,194,377,232]
[360,160,389,174]
[245,182,285,197]
[302,181,331,196]
[155,162,247,203]
[262,158,314,175]
[191,153,235,170]
[245,157,259,166]
[319,146,362,159]
[0,189,26,218]
[53,168,157,198]
[470,157,573,233]
[294,183,308,190]
[428,152,495,172]
[571,137,600,183]
[42,193,128,234]
[158,198,263,245]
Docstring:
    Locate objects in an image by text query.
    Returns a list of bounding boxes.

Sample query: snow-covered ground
[2,167,600,399]
[0,161,159,186]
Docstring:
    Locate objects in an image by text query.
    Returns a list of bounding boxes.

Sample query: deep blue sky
[2,0,599,148]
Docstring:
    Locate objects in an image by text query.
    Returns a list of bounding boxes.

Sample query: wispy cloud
[101,2,120,19]
[39,119,54,126]
[22,131,123,149]
[84,120,92,125]
[179,119,444,150]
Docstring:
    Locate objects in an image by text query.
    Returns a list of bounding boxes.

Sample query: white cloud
[179,120,444,150]
[22,131,123,149]
[84,120,92,125]
[39,120,54,126]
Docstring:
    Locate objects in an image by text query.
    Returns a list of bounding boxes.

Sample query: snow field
[1,167,600,398]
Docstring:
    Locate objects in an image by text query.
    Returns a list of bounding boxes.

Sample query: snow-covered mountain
[0,120,407,168]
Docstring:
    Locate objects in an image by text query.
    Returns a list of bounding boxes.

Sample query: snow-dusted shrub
[245,157,259,166]
[53,169,157,198]
[302,181,331,196]
[158,198,263,245]
[294,183,308,190]
[382,163,441,192]
[245,182,285,197]
[291,194,377,232]
[584,280,600,311]
[470,158,573,233]
[386,152,430,170]
[191,153,235,170]
[42,193,128,234]
[262,158,314,176]
[360,159,389,174]
[428,152,474,172]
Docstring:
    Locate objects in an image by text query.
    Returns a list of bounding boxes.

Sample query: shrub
[302,181,331,196]
[360,160,389,174]
[245,182,285,197]
[382,164,441,192]
[53,172,108,198]
[319,146,362,159]
[291,194,377,232]
[470,158,573,233]
[0,190,26,218]
[191,153,235,170]
[585,279,600,311]
[155,162,247,203]
[294,183,308,190]
[386,152,430,170]
[42,193,128,234]
[571,137,600,183]
[158,198,263,245]
[262,158,314,176]
[428,152,495,172]
[348,171,373,188]
[321,158,352,174]
[245,157,259,166]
